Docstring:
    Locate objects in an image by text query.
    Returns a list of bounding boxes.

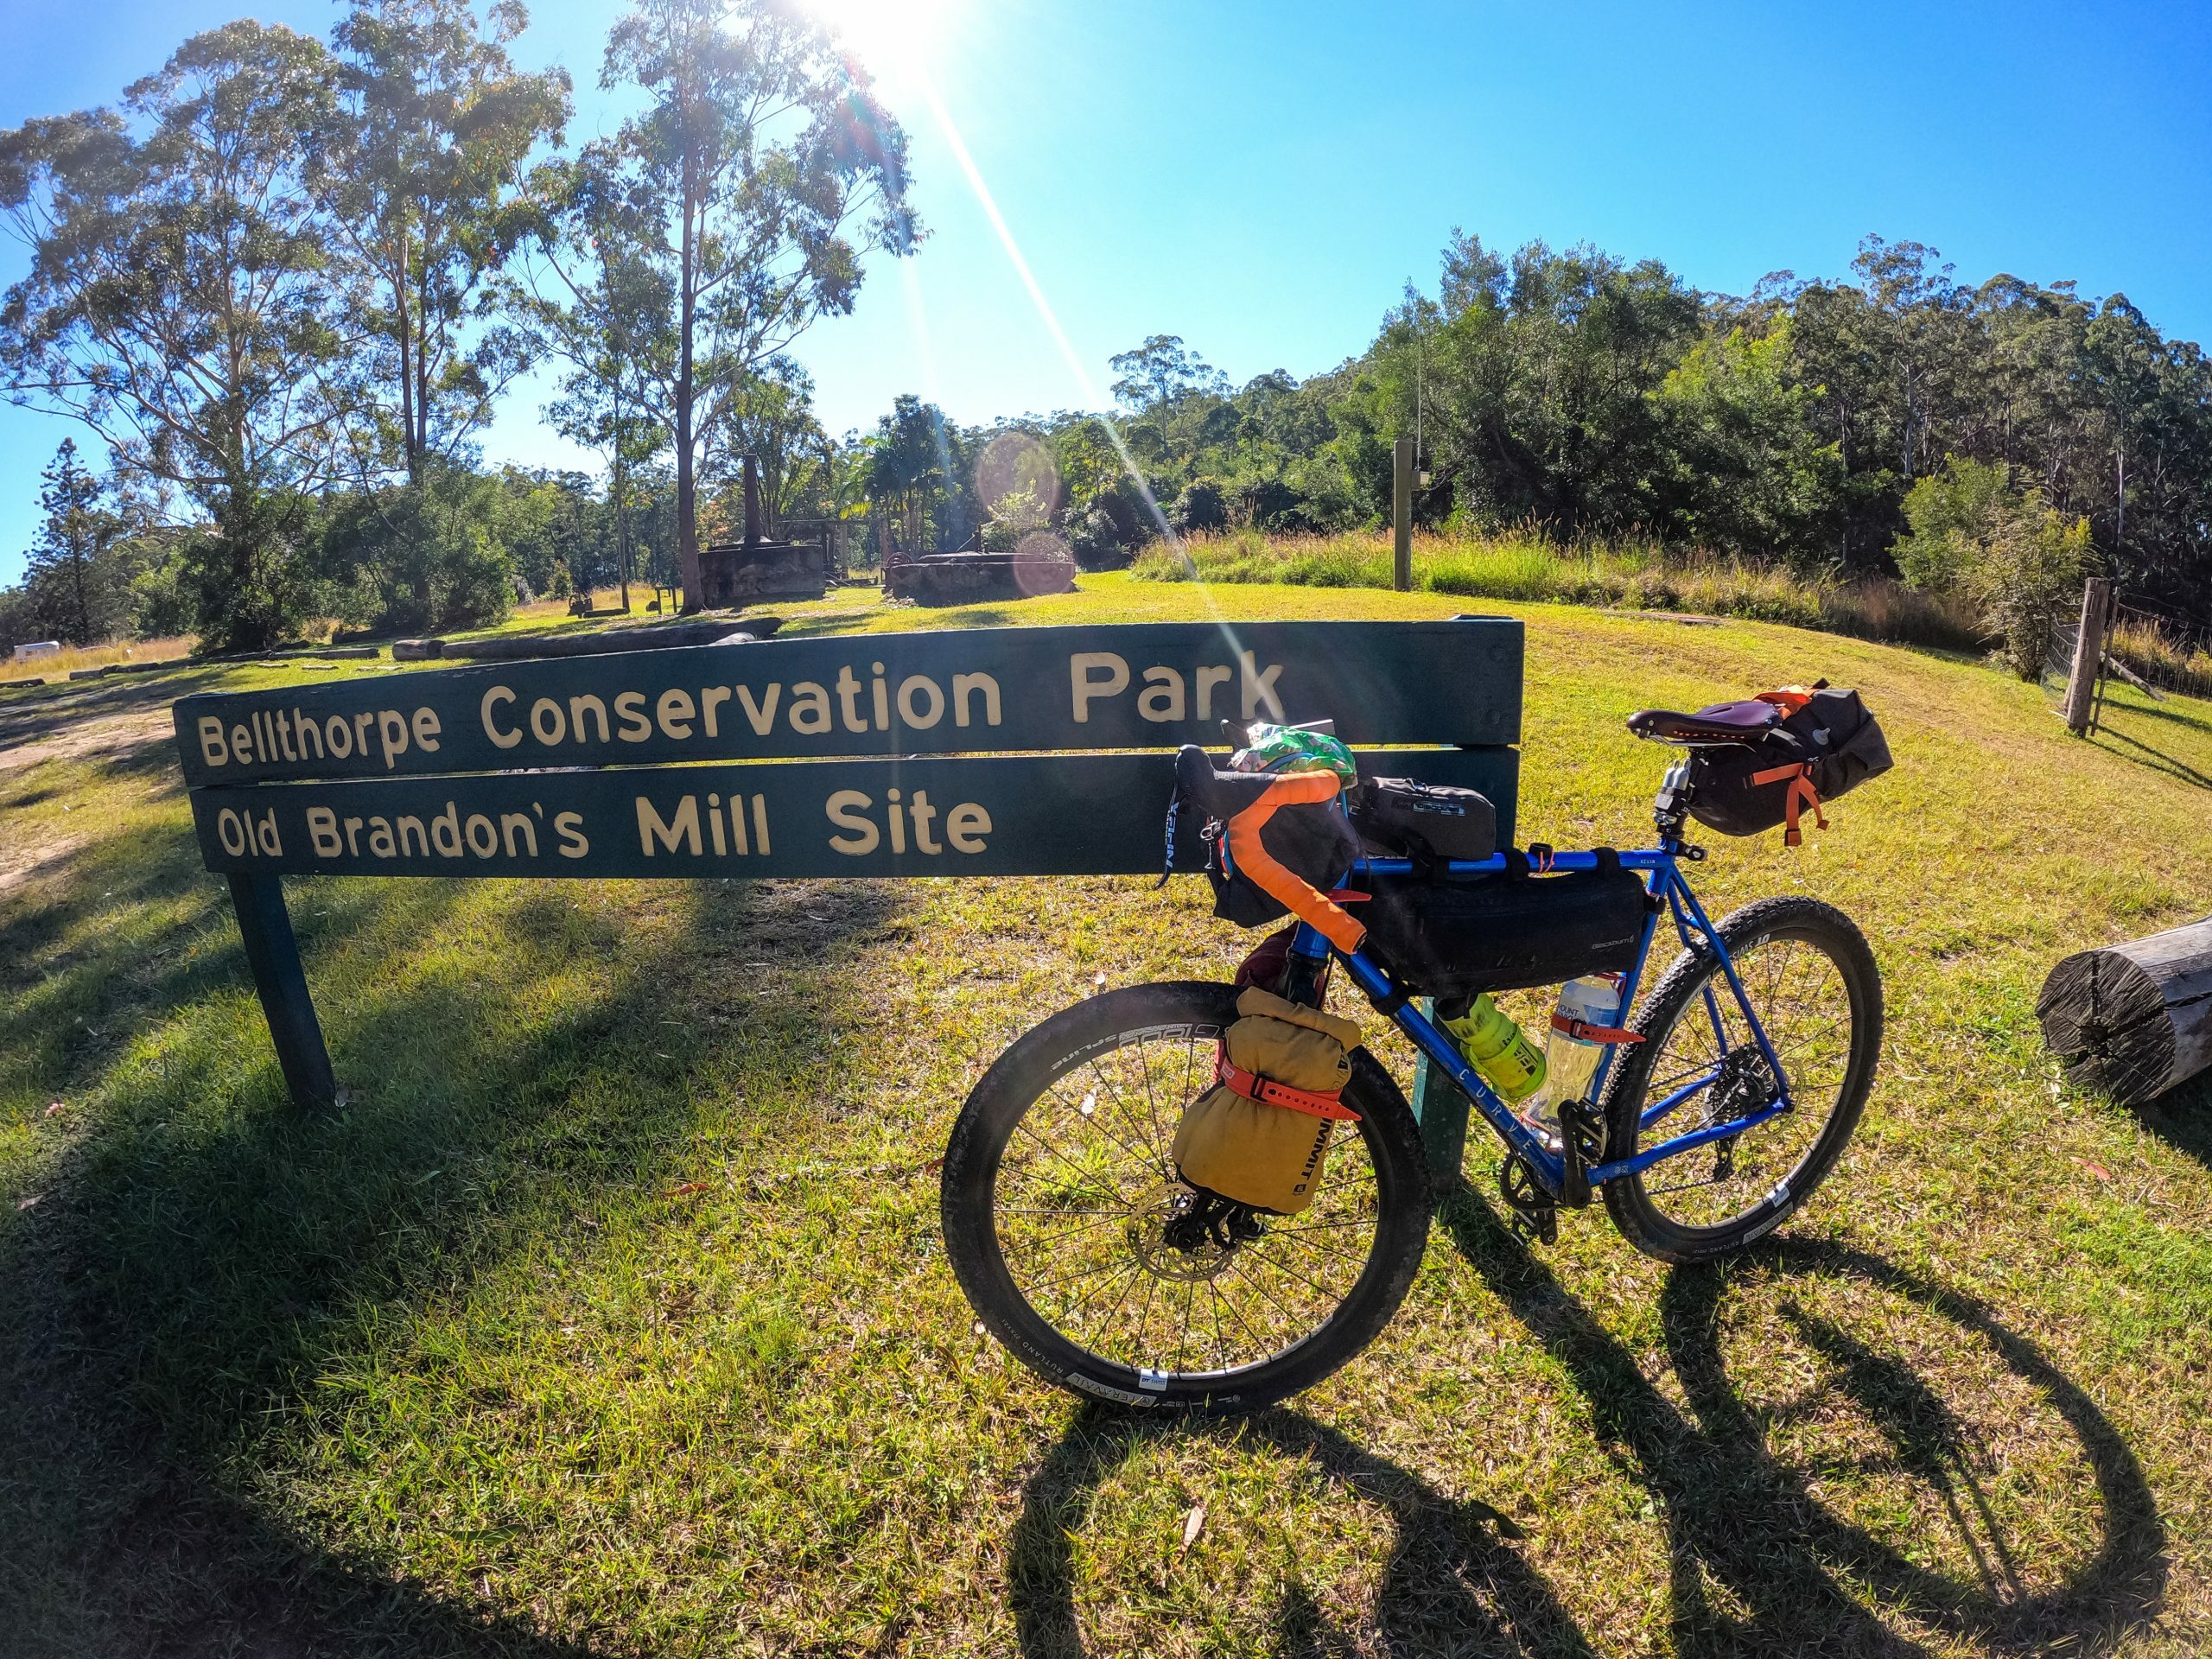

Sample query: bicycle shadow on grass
[1439,1189,2166,1656]
[1009,1404,1601,1658]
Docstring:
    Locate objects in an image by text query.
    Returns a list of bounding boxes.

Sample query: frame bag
[1688,688,1892,844]
[1357,852,1651,1001]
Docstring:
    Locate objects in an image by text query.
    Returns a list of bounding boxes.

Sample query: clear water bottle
[1522,973,1626,1142]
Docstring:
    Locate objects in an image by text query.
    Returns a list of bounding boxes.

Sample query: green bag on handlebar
[1171,988,1363,1215]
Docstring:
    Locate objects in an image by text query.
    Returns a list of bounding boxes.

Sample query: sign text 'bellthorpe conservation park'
[177,620,1524,881]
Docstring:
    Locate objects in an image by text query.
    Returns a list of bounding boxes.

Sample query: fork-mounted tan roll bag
[1171,987,1363,1215]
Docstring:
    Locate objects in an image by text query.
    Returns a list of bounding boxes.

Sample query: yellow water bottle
[1440,994,1547,1103]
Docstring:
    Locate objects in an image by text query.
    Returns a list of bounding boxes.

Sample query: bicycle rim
[1627,931,1860,1233]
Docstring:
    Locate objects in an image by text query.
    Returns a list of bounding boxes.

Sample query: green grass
[1134,525,1989,652]
[3,573,2209,1655]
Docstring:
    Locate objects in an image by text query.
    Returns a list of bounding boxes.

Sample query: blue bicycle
[943,701,1884,1412]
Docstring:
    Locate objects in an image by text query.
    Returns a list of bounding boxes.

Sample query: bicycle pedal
[1499,1153,1559,1246]
[1555,1100,1607,1210]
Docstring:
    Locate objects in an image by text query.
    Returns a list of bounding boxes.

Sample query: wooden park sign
[174,620,1524,1108]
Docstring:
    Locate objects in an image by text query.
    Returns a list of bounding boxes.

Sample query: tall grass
[1132,526,1986,652]
[2107,614,2212,701]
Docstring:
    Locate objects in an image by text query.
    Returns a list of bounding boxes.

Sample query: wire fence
[2106,594,2212,700]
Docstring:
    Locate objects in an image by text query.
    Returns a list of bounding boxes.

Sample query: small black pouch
[1688,689,1893,839]
[1352,777,1498,867]
[1357,854,1649,998]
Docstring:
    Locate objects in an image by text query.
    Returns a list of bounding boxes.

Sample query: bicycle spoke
[989,1012,1384,1379]
[1629,931,1856,1233]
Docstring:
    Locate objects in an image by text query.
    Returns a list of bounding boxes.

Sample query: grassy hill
[2,575,2208,1656]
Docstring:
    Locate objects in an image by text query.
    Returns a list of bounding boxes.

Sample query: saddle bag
[1357,856,1650,1000]
[1353,777,1498,866]
[1687,687,1892,843]
[1172,987,1363,1214]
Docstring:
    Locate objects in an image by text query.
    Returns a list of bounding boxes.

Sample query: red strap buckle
[1215,1050,1361,1121]
[1549,1014,1645,1045]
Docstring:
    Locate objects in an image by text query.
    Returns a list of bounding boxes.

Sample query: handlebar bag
[1212,797,1362,928]
[1688,688,1892,842]
[1357,860,1650,1000]
[1172,987,1363,1214]
[1168,748,1363,930]
[1352,778,1498,866]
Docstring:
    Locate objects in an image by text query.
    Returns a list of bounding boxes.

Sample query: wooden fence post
[1392,436,1414,592]
[226,873,339,1113]
[2063,577,2113,734]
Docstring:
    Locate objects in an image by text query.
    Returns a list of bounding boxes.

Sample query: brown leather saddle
[1625,699,1783,747]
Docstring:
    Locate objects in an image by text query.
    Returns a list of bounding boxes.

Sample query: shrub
[1895,459,2093,678]
[1066,505,1129,570]
[1170,479,1227,533]
[1129,526,1989,654]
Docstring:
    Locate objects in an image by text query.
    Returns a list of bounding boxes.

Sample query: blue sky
[3,0,2209,586]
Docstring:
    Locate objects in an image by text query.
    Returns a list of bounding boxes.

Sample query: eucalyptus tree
[595,0,918,609]
[0,22,353,649]
[521,158,671,613]
[316,0,570,487]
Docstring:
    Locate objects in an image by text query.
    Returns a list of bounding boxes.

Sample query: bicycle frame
[1283,844,1796,1200]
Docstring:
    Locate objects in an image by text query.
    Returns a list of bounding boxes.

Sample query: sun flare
[808,0,953,64]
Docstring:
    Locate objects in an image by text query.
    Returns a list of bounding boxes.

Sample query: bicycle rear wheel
[941,981,1430,1414]
[1600,896,1882,1264]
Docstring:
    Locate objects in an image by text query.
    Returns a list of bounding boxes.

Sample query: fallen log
[2037,916,2212,1103]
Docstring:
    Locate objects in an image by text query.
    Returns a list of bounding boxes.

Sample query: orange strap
[1549,1014,1645,1045]
[1751,761,1827,847]
[1223,771,1368,952]
[1755,685,1818,715]
[1215,1050,1361,1121]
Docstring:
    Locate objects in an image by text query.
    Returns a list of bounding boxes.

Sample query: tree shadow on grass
[0,868,910,1654]
[1438,1190,2165,1656]
[1009,1405,1599,1658]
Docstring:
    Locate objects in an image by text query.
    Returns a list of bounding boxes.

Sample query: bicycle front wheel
[941,981,1431,1414]
[1600,896,1883,1265]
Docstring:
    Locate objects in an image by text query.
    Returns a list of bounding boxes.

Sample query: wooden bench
[173,619,1523,1162]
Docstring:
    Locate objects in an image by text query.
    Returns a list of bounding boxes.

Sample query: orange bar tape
[1223,770,1368,953]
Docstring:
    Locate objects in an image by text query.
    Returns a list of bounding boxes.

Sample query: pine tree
[23,440,126,645]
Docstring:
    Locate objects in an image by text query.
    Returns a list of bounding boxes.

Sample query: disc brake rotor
[1124,1181,1255,1283]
